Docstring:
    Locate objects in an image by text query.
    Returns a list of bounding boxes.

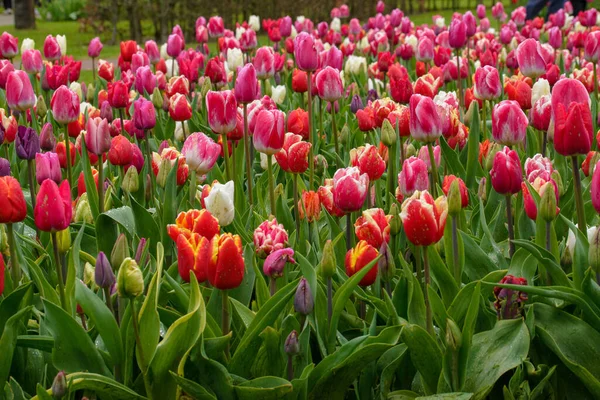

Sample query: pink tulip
[416,37,434,62]
[315,67,343,102]
[490,146,522,195]
[88,37,103,58]
[332,167,369,212]
[548,27,562,50]
[240,29,257,51]
[474,65,501,100]
[0,59,14,89]
[22,49,43,74]
[409,94,442,143]
[492,100,528,146]
[320,46,343,70]
[43,35,61,61]
[6,71,35,112]
[591,160,600,214]
[253,46,275,80]
[35,152,61,184]
[85,117,111,155]
[463,11,477,36]
[491,1,505,20]
[133,98,156,131]
[144,40,160,64]
[551,78,590,124]
[167,33,184,58]
[235,64,259,104]
[398,156,429,199]
[530,95,552,131]
[448,18,467,49]
[206,90,238,135]
[418,145,441,171]
[376,1,385,13]
[135,65,157,95]
[476,4,486,19]
[208,16,225,37]
[130,51,149,73]
[182,132,221,175]
[294,32,319,72]
[584,31,600,63]
[516,39,547,79]
[0,32,17,59]
[280,16,292,37]
[253,109,286,155]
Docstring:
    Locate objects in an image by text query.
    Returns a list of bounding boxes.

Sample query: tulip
[180,132,220,177]
[98,61,115,82]
[491,100,528,146]
[398,156,429,200]
[442,175,468,209]
[206,90,237,135]
[202,180,234,226]
[345,240,379,287]
[95,251,115,289]
[14,126,38,161]
[84,117,111,156]
[298,190,320,223]
[43,35,61,61]
[50,86,79,125]
[0,32,17,59]
[117,258,144,298]
[275,133,311,174]
[167,209,220,244]
[287,108,309,140]
[107,81,129,109]
[332,166,370,215]
[318,179,345,218]
[35,178,72,236]
[88,37,103,58]
[350,144,386,181]
[493,275,528,320]
[263,247,295,279]
[523,178,558,221]
[294,277,314,315]
[169,93,192,122]
[0,176,27,224]
[21,49,43,74]
[354,208,391,249]
[416,37,434,62]
[174,232,210,282]
[553,100,593,157]
[0,59,14,89]
[207,16,225,37]
[134,65,156,95]
[254,218,288,259]
[252,108,285,156]
[55,141,76,168]
[409,94,442,143]
[108,135,134,166]
[132,98,156,133]
[119,40,137,62]
[294,32,319,72]
[490,146,522,195]
[516,39,547,79]
[144,40,160,64]
[235,64,258,104]
[206,233,244,289]
[448,18,467,49]
[35,152,61,185]
[253,46,275,80]
[167,33,184,58]
[531,94,552,137]
[315,67,343,102]
[6,70,36,112]
[584,31,600,63]
[473,66,501,100]
[0,157,9,176]
[591,160,600,215]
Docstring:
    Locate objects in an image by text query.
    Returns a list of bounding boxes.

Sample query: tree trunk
[14,0,36,29]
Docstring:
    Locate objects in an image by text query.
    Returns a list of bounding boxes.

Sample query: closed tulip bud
[409,94,442,143]
[156,157,172,187]
[319,239,337,278]
[400,191,448,246]
[6,70,36,112]
[0,158,10,177]
[117,258,144,298]
[85,117,111,155]
[204,181,235,226]
[516,38,547,79]
[51,86,80,125]
[294,32,319,72]
[378,241,396,283]
[314,154,328,176]
[35,95,47,118]
[551,170,564,197]
[447,179,462,216]
[381,119,397,147]
[445,319,462,351]
[74,193,93,224]
[478,177,487,202]
[285,330,300,355]
[34,180,72,232]
[201,77,212,98]
[340,123,349,145]
[151,87,163,109]
[111,233,130,271]
[492,100,528,146]
[264,248,295,278]
[315,67,343,102]
[490,147,522,195]
[122,166,139,193]
[88,37,103,58]
[95,251,115,289]
[294,277,314,315]
[52,371,67,399]
[235,64,259,104]
[389,203,402,235]
[350,94,363,114]
[539,181,558,222]
[86,83,95,103]
[56,228,71,253]
[448,18,467,49]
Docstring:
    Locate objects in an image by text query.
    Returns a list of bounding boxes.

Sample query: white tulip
[344,55,367,75]
[271,85,286,105]
[205,181,235,226]
[434,17,445,29]
[174,121,188,141]
[405,35,418,52]
[296,16,306,24]
[249,15,260,32]
[227,48,243,72]
[567,226,597,259]
[70,82,82,102]
[236,26,246,40]
[290,26,298,39]
[166,58,179,78]
[531,79,550,107]
[331,17,341,32]
[56,35,67,55]
[21,38,35,53]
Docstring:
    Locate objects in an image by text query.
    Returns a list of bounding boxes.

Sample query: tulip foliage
[2,2,600,400]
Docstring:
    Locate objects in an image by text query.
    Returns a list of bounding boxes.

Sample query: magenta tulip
[6,70,36,112]
[206,90,238,135]
[253,109,286,155]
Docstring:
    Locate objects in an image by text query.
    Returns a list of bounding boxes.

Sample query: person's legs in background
[571,0,587,15]
[3,0,11,14]
[547,0,565,17]
[526,0,548,20]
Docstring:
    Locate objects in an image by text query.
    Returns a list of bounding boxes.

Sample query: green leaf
[30,372,145,400]
[169,371,217,400]
[130,195,161,256]
[0,306,32,384]
[25,257,60,306]
[0,282,33,336]
[149,273,205,399]
[511,239,571,288]
[440,136,466,177]
[43,299,112,377]
[401,323,443,395]
[81,139,99,220]
[16,335,54,353]
[458,282,480,390]
[463,319,530,399]
[533,303,600,398]
[459,232,498,281]
[377,344,408,398]
[465,102,480,189]
[95,206,135,256]
[75,281,123,367]
[427,246,459,307]
[234,376,293,400]
[560,214,588,290]
[229,278,299,377]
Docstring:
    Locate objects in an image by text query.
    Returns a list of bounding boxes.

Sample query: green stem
[27,159,36,212]
[331,101,340,167]
[346,213,353,251]
[506,195,515,258]
[481,100,487,140]
[572,156,586,234]
[327,277,333,324]
[7,223,20,286]
[243,104,254,206]
[64,128,73,187]
[422,246,434,336]
[143,137,156,209]
[131,298,153,399]
[266,154,275,215]
[307,72,314,189]
[51,232,67,310]
[189,170,196,207]
[427,143,438,198]
[451,215,460,283]
[387,141,395,198]
[221,133,231,182]
[269,276,277,296]
[222,290,230,360]
[97,157,104,214]
[181,119,187,141]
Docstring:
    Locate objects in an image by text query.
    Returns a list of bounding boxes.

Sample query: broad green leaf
[25,257,60,306]
[561,215,589,290]
[458,282,480,390]
[0,306,32,384]
[169,371,216,399]
[30,372,145,400]
[377,344,408,399]
[401,323,443,395]
[129,195,161,256]
[511,239,571,287]
[16,335,54,353]
[234,376,293,400]
[0,282,33,336]
[43,300,112,377]
[459,232,497,281]
[427,246,459,307]
[463,319,530,399]
[95,206,135,256]
[534,303,600,398]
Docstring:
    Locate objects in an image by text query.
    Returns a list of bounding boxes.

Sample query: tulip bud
[538,182,557,222]
[263,248,295,278]
[36,95,47,118]
[135,238,148,264]
[319,240,337,278]
[340,123,349,145]
[447,180,462,216]
[117,258,144,298]
[0,225,7,254]
[74,193,93,224]
[56,228,71,254]
[52,371,67,398]
[111,233,130,270]
[83,262,95,286]
[551,170,564,196]
[284,330,300,355]
[86,83,95,103]
[293,277,314,315]
[405,143,416,158]
[201,77,212,98]
[95,251,115,288]
[151,87,163,109]
[589,227,600,273]
[350,94,363,114]
[381,119,397,147]
[378,241,396,283]
[122,167,139,193]
[484,142,501,172]
[156,158,172,188]
[478,177,487,202]
[464,100,477,126]
[314,154,328,176]
[389,203,402,236]
[39,122,56,151]
[445,318,462,351]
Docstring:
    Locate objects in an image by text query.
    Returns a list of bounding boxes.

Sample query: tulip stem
[221,134,231,182]
[143,138,157,209]
[427,143,438,198]
[63,129,73,187]
[269,277,277,296]
[131,298,153,399]
[327,277,333,324]
[387,141,396,198]
[451,214,460,283]
[51,232,67,310]
[7,223,20,286]
[572,156,587,234]
[293,173,301,243]
[27,159,36,212]
[399,135,405,165]
[189,170,196,207]
[97,158,104,214]
[455,49,463,113]
[330,101,340,167]
[181,119,187,141]
[92,57,96,82]
[307,71,314,189]
[243,104,254,206]
[481,100,487,140]
[266,154,276,215]
[346,213,353,251]
[222,290,230,360]
[103,286,115,316]
[422,246,434,336]
[287,355,294,381]
[505,195,515,258]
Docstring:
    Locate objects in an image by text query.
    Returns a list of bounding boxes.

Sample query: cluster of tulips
[0,0,600,398]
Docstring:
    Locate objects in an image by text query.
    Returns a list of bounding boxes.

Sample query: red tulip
[398,156,429,199]
[166,75,190,97]
[120,40,137,62]
[354,208,391,248]
[298,190,321,222]
[207,16,225,38]
[490,146,522,195]
[107,81,129,109]
[169,93,192,122]
[400,190,448,246]
[350,144,386,181]
[356,107,376,132]
[204,57,227,87]
[274,133,311,173]
[43,35,61,61]
[206,233,245,289]
[56,141,76,168]
[287,108,309,140]
[152,147,189,186]
[553,101,593,157]
[167,33,184,58]
[98,61,115,82]
[253,109,286,155]
[530,95,551,131]
[167,209,220,243]
[332,167,369,212]
[206,90,237,135]
[492,100,528,146]
[175,233,210,282]
[35,179,72,232]
[345,240,379,287]
[50,86,80,125]
[413,73,442,98]
[442,175,468,208]
[108,135,134,166]
[523,178,558,220]
[6,70,35,112]
[390,75,413,104]
[504,77,532,110]
[0,176,27,223]
[294,33,319,72]
[409,94,442,143]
